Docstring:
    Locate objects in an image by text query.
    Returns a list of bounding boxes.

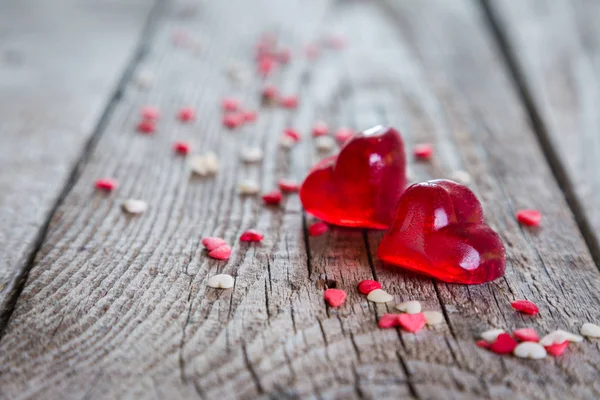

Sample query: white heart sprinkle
[238,180,260,195]
[207,274,234,289]
[367,289,394,303]
[580,323,600,338]
[513,342,546,359]
[190,152,219,176]
[240,147,264,163]
[396,300,421,314]
[122,199,148,214]
[315,136,336,151]
[480,329,505,343]
[539,329,583,346]
[450,170,472,185]
[279,135,296,149]
[423,311,444,326]
[135,70,154,89]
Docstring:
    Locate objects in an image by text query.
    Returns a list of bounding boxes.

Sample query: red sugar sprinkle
[283,128,301,142]
[262,190,283,205]
[378,314,400,329]
[280,95,298,109]
[476,340,491,349]
[223,113,244,129]
[312,121,329,137]
[140,106,160,120]
[513,328,539,342]
[511,299,539,315]
[240,229,264,242]
[357,280,381,295]
[414,143,433,160]
[489,333,518,354]
[335,128,354,144]
[208,245,232,260]
[308,221,328,237]
[324,288,346,307]
[222,98,240,112]
[545,341,569,356]
[201,237,227,251]
[257,56,276,77]
[173,141,191,155]
[516,209,542,227]
[95,178,117,191]
[398,313,427,333]
[242,110,257,122]
[278,179,299,193]
[137,119,156,134]
[178,107,196,122]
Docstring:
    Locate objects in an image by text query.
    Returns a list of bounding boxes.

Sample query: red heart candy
[490,333,518,354]
[377,179,506,284]
[397,313,426,333]
[300,126,407,229]
[544,341,569,356]
[511,299,539,315]
[378,314,400,329]
[513,328,539,342]
[324,289,346,307]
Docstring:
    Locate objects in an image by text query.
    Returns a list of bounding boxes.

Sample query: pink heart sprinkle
[202,237,227,251]
[323,288,346,307]
[397,313,426,333]
[513,328,539,342]
[208,245,232,260]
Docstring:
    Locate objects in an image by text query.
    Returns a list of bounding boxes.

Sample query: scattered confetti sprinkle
[378,314,400,329]
[278,179,300,192]
[173,141,191,155]
[516,209,542,227]
[414,143,433,160]
[223,113,244,129]
[367,289,393,304]
[324,288,347,307]
[315,136,336,152]
[545,341,569,356]
[95,178,117,192]
[476,340,490,349]
[396,300,422,314]
[208,245,232,260]
[262,190,282,205]
[238,179,260,195]
[312,121,329,137]
[398,313,426,333]
[423,311,444,326]
[240,147,264,163]
[511,299,539,315]
[489,333,518,354]
[257,55,276,77]
[513,328,539,342]
[513,342,546,359]
[207,274,234,289]
[308,221,328,236]
[202,237,227,251]
[122,199,148,214]
[240,229,264,242]
[580,323,600,338]
[137,120,156,134]
[357,280,381,295]
[178,107,196,122]
[141,106,160,120]
[480,329,505,343]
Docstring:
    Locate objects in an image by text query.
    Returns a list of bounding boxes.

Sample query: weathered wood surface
[0,0,156,320]
[485,0,600,264]
[1,0,600,399]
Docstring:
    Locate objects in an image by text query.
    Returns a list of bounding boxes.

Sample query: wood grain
[0,0,155,319]
[1,0,600,399]
[485,0,600,264]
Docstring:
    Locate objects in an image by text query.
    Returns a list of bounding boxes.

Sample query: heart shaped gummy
[300,126,407,229]
[377,179,506,284]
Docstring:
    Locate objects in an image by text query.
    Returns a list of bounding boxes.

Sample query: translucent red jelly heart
[300,126,407,229]
[377,179,505,284]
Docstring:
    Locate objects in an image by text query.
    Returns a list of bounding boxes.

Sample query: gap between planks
[0,0,166,339]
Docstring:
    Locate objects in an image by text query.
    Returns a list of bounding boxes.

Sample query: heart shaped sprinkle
[396,300,422,314]
[308,222,328,237]
[240,230,264,242]
[208,245,232,260]
[513,328,539,342]
[312,121,329,137]
[540,330,583,346]
[95,178,117,191]
[283,128,301,142]
[413,143,433,160]
[511,300,539,315]
[280,95,298,109]
[378,314,400,329]
[366,289,394,304]
[173,141,191,155]
[223,113,244,129]
[178,107,196,122]
[397,313,426,333]
[207,274,235,289]
[516,209,542,226]
[141,106,160,120]
[480,329,505,343]
[580,323,600,338]
[222,97,240,112]
[334,128,354,144]
[202,237,227,251]
[238,180,260,195]
[489,333,518,354]
[278,179,300,192]
[476,340,490,349]
[513,342,546,360]
[324,289,346,307]
[137,120,156,134]
[315,136,336,152]
[423,311,444,326]
[190,153,219,176]
[262,190,282,205]
[241,147,264,163]
[357,280,381,295]
[122,199,148,215]
[544,341,569,356]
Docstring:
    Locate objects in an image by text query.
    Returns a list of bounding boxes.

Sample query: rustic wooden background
[1,0,600,399]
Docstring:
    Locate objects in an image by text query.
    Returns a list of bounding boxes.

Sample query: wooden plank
[0,0,156,319]
[484,0,600,263]
[1,0,600,399]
